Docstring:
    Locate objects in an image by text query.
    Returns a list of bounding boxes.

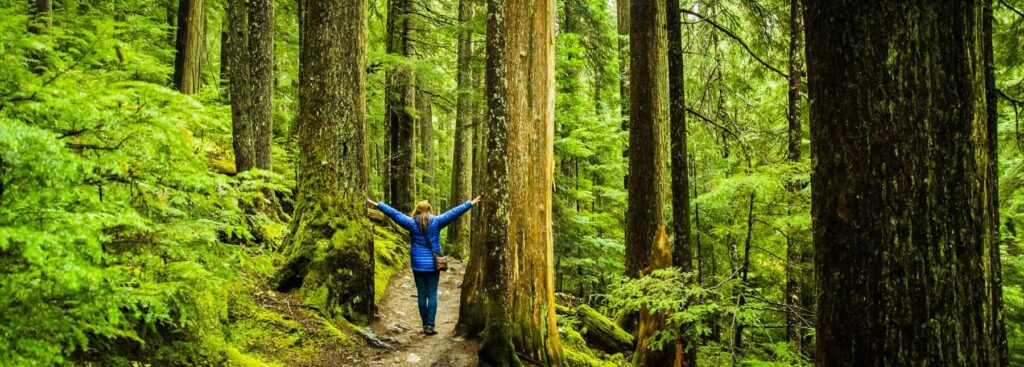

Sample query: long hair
[411,200,432,235]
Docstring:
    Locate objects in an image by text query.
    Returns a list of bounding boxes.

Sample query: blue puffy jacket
[376,200,474,272]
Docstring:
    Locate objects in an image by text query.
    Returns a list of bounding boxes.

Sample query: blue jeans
[413,271,440,327]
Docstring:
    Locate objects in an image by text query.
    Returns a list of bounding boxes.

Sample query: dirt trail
[360,260,478,366]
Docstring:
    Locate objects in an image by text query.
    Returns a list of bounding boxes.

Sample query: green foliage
[553,0,628,299]
[3,0,1023,365]
[0,2,291,365]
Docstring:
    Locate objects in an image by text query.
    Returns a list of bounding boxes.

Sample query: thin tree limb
[681,9,789,79]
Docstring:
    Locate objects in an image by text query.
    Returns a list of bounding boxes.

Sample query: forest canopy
[1,0,1023,366]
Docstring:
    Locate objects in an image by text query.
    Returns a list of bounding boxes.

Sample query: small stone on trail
[406,353,421,363]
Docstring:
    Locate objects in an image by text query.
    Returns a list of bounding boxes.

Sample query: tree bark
[273,0,374,324]
[476,0,563,365]
[174,0,204,94]
[805,1,1008,365]
[227,0,273,175]
[385,0,417,212]
[666,0,695,365]
[28,0,52,34]
[784,0,806,354]
[456,53,488,337]
[446,0,475,260]
[628,0,673,365]
[625,0,668,279]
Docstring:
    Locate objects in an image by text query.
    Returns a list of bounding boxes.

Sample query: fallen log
[576,304,634,353]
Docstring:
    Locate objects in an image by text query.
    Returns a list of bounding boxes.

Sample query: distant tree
[666,0,695,364]
[616,0,630,131]
[385,0,417,212]
[805,1,1008,365]
[166,0,176,46]
[784,0,806,353]
[28,0,51,34]
[173,0,204,94]
[476,0,564,365]
[447,0,475,260]
[273,0,374,323]
[418,88,435,203]
[226,0,274,179]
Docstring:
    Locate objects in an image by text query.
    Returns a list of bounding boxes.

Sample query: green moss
[558,317,628,367]
[373,225,409,303]
[313,314,353,346]
[225,347,283,367]
[228,298,304,361]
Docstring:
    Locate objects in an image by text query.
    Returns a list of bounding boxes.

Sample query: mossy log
[576,304,634,353]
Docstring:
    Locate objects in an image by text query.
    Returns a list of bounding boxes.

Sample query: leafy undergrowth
[63,227,408,367]
[0,5,409,364]
[223,228,408,367]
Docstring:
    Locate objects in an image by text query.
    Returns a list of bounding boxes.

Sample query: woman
[367,195,481,335]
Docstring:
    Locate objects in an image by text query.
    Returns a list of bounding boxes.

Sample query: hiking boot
[423,325,438,335]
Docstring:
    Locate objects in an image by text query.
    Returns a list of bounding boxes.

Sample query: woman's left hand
[471,195,482,205]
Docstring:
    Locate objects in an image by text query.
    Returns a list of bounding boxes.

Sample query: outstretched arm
[370,199,415,230]
[434,195,481,228]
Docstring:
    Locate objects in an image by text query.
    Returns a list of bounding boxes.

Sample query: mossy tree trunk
[784,0,806,354]
[628,0,674,365]
[273,0,374,324]
[173,0,204,94]
[805,1,1008,365]
[476,0,563,365]
[666,0,695,365]
[447,0,475,260]
[226,0,273,179]
[385,0,417,213]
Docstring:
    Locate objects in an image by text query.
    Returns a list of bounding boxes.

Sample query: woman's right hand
[471,195,482,205]
[366,197,377,207]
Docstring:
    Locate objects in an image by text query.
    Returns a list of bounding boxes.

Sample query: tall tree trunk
[628,0,673,365]
[784,0,805,354]
[227,0,273,174]
[28,0,52,34]
[174,0,204,94]
[417,89,435,203]
[805,1,1008,365]
[476,0,563,365]
[447,0,475,260]
[456,56,488,336]
[666,0,695,365]
[273,0,374,324]
[385,0,417,212]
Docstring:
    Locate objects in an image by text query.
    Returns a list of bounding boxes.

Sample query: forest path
[361,260,478,366]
